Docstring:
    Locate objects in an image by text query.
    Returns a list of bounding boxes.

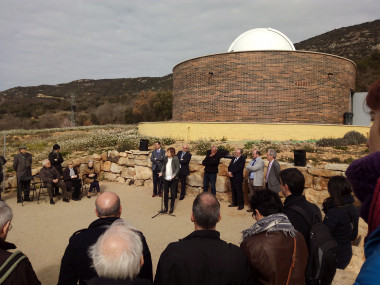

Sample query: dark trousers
[89,180,100,193]
[17,179,31,201]
[179,174,188,198]
[230,177,244,207]
[164,179,178,210]
[203,173,217,195]
[46,181,68,200]
[65,180,82,199]
[152,168,162,195]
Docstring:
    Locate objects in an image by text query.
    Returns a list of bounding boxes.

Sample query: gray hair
[42,159,50,166]
[268,149,277,159]
[0,202,13,229]
[89,219,142,280]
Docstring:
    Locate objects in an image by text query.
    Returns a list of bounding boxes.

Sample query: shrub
[343,131,367,144]
[334,146,348,151]
[217,144,234,157]
[221,136,227,142]
[326,157,342,163]
[316,138,356,147]
[117,138,139,152]
[194,140,211,155]
[244,141,256,150]
[265,144,281,154]
[161,137,176,145]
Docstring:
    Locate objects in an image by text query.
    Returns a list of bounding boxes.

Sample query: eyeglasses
[9,223,12,231]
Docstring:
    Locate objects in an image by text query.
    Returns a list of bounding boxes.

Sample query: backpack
[289,205,337,285]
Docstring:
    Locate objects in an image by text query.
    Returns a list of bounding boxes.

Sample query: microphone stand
[152,176,175,218]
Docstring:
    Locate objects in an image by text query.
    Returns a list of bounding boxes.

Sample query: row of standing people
[150,140,360,276]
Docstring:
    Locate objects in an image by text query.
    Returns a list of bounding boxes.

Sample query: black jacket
[154,230,253,285]
[202,150,221,174]
[227,156,246,183]
[323,195,359,269]
[283,194,322,240]
[0,238,40,285]
[63,167,80,182]
[13,152,32,179]
[58,217,153,285]
[177,151,192,176]
[49,150,64,175]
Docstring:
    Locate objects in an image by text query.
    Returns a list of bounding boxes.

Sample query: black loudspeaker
[139,139,149,151]
[293,150,306,167]
[344,112,353,125]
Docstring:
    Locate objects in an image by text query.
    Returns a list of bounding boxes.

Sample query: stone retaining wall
[4,149,366,274]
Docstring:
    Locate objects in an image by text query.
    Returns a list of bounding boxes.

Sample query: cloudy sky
[0,0,379,91]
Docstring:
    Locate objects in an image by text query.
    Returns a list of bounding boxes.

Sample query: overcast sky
[0,0,379,91]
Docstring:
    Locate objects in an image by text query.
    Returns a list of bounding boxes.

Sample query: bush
[117,138,139,152]
[316,137,359,147]
[343,131,367,144]
[217,144,234,157]
[161,137,176,145]
[193,140,211,155]
[265,144,281,154]
[244,141,256,150]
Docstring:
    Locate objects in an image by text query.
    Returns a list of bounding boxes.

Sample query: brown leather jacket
[240,231,308,285]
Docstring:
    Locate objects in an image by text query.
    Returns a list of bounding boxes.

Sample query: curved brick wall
[173,51,356,124]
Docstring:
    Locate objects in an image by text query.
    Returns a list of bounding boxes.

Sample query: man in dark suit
[228,148,246,210]
[58,192,153,284]
[13,145,33,203]
[150,141,166,197]
[265,149,282,193]
[154,192,253,285]
[48,144,64,196]
[177,144,192,200]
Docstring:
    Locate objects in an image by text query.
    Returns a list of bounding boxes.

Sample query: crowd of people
[11,144,100,205]
[0,78,379,284]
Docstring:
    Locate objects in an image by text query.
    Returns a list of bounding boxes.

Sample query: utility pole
[70,92,77,127]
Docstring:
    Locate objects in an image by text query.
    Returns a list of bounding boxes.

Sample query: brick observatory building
[172,28,356,124]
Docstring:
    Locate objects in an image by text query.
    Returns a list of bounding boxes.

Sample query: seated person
[39,159,69,205]
[63,161,82,201]
[82,160,100,198]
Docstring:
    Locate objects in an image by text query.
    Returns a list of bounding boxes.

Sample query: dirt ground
[5,182,357,284]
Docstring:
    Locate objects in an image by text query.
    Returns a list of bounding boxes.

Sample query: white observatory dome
[228,28,295,52]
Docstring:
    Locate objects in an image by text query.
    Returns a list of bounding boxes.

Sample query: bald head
[192,192,221,230]
[95,192,121,218]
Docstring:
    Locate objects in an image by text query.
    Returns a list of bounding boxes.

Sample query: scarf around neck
[242,213,296,240]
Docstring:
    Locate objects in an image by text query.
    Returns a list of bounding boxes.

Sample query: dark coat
[39,166,60,184]
[13,152,32,179]
[228,156,246,183]
[150,149,166,171]
[202,150,221,174]
[283,194,322,240]
[154,230,253,285]
[58,217,153,285]
[266,159,281,193]
[63,167,80,182]
[48,150,64,175]
[323,195,359,269]
[241,231,308,285]
[160,156,180,181]
[0,238,40,285]
[177,151,192,176]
